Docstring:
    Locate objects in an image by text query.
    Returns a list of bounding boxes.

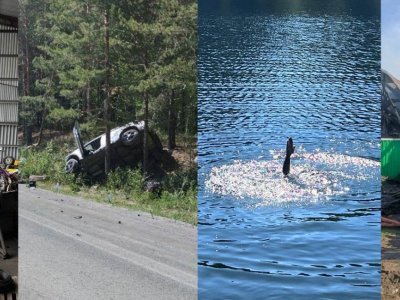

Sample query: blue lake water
[197,1,381,299]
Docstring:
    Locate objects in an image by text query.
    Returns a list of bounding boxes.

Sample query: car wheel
[3,156,15,166]
[65,158,80,174]
[120,127,140,146]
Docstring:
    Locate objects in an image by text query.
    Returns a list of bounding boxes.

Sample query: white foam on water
[205,150,379,206]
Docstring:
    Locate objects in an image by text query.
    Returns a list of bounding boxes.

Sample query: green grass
[382,228,400,235]
[20,144,197,225]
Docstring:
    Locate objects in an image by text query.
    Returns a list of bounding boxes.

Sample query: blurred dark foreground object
[0,192,18,237]
[0,269,14,293]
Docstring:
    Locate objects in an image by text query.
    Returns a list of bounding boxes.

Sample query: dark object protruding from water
[283,137,295,176]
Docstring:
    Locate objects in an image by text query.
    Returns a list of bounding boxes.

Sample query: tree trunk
[167,90,177,150]
[85,3,92,119]
[86,83,91,117]
[23,14,30,97]
[22,12,32,145]
[104,8,111,175]
[184,91,194,164]
[36,110,46,146]
[25,126,32,146]
[143,93,149,175]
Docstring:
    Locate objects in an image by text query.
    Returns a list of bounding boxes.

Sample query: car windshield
[84,137,101,152]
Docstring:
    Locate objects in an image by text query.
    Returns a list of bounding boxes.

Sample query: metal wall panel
[0,102,18,122]
[0,82,17,100]
[0,125,17,145]
[0,31,17,55]
[0,24,16,31]
[0,21,18,161]
[0,80,18,103]
[0,145,18,160]
[0,124,18,161]
[0,125,18,161]
[0,57,17,79]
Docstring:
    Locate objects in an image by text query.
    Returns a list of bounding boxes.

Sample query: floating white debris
[205,150,379,205]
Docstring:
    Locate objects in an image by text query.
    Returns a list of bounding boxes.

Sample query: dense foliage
[19,0,197,223]
[19,0,197,148]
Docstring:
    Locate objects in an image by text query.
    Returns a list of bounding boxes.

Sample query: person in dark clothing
[282,137,295,176]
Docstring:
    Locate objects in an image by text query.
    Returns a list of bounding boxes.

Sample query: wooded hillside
[19,0,197,151]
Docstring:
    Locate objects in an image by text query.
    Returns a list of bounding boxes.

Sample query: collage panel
[0,0,394,299]
[382,0,400,298]
[0,3,19,298]
[17,0,197,299]
[198,0,381,299]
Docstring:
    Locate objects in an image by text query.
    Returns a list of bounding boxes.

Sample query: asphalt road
[18,185,197,299]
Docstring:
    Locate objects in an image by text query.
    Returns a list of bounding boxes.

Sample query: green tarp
[382,138,400,180]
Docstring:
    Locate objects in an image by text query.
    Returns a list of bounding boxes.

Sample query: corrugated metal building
[0,8,18,161]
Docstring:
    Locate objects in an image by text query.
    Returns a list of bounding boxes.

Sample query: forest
[18,0,197,223]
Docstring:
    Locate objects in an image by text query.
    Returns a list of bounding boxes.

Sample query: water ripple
[198,1,380,299]
[206,150,379,204]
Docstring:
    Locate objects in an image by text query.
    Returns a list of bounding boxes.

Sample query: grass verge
[20,142,197,225]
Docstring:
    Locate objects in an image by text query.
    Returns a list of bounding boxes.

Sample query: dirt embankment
[382,179,400,300]
[171,146,197,167]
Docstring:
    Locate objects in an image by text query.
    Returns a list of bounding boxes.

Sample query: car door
[73,124,85,159]
[81,137,105,176]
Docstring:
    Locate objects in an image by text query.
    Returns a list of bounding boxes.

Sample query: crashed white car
[65,121,163,177]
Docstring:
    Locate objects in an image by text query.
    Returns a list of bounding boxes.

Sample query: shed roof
[0,0,18,27]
